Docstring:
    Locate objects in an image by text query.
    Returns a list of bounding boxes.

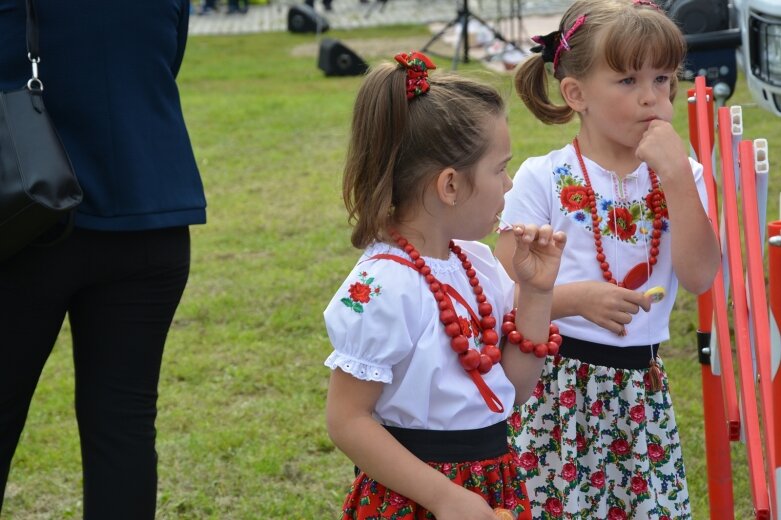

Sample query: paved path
[189,0,573,36]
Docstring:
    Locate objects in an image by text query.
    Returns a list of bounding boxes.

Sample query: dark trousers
[0,226,191,519]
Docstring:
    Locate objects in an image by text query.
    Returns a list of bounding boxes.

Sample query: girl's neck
[389,222,452,260]
[574,132,641,179]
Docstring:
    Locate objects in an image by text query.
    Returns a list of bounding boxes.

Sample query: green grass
[3,25,779,519]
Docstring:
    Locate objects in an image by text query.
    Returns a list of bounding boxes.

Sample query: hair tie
[530,31,558,65]
[633,0,661,10]
[394,51,437,100]
[553,15,587,72]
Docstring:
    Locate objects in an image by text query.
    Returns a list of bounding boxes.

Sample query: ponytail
[514,54,575,125]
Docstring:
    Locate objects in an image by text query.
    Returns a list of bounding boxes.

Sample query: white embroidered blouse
[502,143,709,347]
[324,240,516,430]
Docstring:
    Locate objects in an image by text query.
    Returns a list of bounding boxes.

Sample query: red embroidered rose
[608,507,627,520]
[607,207,636,240]
[609,438,630,457]
[590,470,605,488]
[648,443,665,462]
[576,433,586,453]
[645,191,668,218]
[577,363,590,379]
[533,381,544,399]
[591,400,603,416]
[509,411,522,431]
[458,316,473,337]
[560,389,577,408]
[614,370,624,386]
[629,404,646,422]
[631,475,648,494]
[660,516,671,520]
[544,497,564,517]
[348,282,372,303]
[560,185,590,212]
[551,424,562,441]
[470,463,484,475]
[561,462,577,481]
[519,451,539,470]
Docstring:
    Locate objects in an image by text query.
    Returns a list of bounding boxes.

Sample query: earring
[452,200,457,207]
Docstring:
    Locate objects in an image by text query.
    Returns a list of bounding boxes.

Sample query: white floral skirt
[508,352,691,519]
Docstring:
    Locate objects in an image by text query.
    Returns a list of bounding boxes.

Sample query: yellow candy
[644,286,666,303]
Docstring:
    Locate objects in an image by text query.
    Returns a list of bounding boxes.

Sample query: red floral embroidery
[577,363,590,379]
[590,470,605,488]
[532,381,544,399]
[348,282,371,303]
[560,185,590,211]
[590,400,603,416]
[645,191,668,218]
[559,389,576,408]
[631,475,648,494]
[519,451,539,471]
[544,497,564,517]
[561,462,577,481]
[609,438,630,457]
[607,206,636,240]
[614,370,624,386]
[607,507,628,520]
[575,432,586,453]
[550,424,562,441]
[509,412,522,431]
[648,443,665,462]
[629,404,646,423]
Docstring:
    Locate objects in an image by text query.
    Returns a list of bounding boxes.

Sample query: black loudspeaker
[287,4,329,33]
[318,38,369,77]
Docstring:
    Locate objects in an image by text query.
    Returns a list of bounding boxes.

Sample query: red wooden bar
[769,220,781,520]
[720,132,769,518]
[688,78,737,517]
[737,135,778,518]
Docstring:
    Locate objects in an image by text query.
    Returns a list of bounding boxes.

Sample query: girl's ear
[434,167,459,206]
[560,76,587,113]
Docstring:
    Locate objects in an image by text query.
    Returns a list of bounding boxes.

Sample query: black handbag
[0,0,82,262]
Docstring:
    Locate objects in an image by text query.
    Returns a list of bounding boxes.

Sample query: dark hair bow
[530,31,559,64]
[394,51,437,100]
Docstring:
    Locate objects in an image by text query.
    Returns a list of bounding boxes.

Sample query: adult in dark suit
[0,1,206,518]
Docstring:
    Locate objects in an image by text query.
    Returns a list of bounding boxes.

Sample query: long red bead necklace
[387,231,562,376]
[572,137,664,391]
[572,137,664,290]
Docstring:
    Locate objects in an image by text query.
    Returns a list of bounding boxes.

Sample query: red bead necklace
[388,231,562,377]
[573,138,664,290]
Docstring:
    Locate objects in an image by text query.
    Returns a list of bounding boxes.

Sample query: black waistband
[559,335,659,370]
[383,420,508,463]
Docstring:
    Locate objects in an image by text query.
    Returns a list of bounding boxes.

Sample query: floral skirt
[508,353,691,519]
[339,449,532,519]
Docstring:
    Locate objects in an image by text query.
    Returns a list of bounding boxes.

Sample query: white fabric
[324,240,516,430]
[502,143,709,346]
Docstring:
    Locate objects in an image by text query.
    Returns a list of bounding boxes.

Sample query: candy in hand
[643,286,666,303]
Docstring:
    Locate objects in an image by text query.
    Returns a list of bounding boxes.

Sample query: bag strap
[24,0,43,92]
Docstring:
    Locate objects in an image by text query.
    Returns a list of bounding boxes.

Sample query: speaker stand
[422,0,509,70]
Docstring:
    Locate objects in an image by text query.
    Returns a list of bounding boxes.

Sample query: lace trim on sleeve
[324,351,392,383]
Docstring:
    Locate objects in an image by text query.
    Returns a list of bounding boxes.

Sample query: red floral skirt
[339,449,532,519]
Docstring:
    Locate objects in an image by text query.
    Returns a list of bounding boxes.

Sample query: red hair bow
[394,51,437,100]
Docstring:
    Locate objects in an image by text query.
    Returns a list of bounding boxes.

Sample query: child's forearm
[664,178,720,293]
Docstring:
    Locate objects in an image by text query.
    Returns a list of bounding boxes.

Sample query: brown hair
[515,0,686,125]
[343,62,505,249]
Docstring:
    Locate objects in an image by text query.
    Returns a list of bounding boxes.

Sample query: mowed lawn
[3,24,778,519]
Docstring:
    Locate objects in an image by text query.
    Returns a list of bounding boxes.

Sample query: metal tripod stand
[422,0,510,70]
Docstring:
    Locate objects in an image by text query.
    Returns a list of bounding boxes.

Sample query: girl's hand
[636,120,690,184]
[508,223,566,293]
[430,484,496,520]
[572,281,652,335]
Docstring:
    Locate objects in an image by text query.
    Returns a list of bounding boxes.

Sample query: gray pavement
[189,0,573,36]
